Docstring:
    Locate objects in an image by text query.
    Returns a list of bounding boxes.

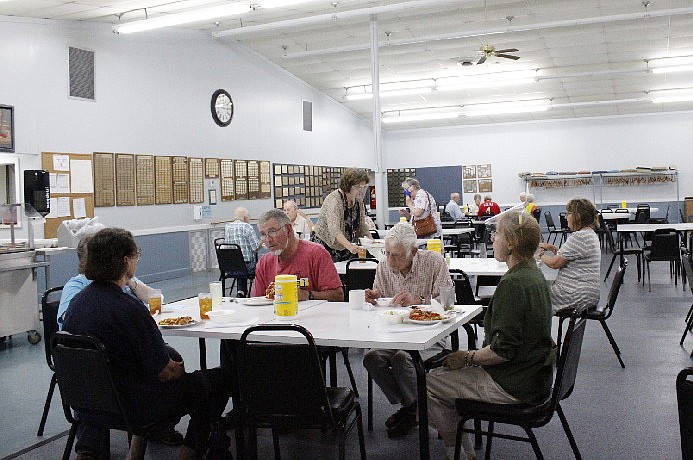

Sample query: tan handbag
[413,191,437,237]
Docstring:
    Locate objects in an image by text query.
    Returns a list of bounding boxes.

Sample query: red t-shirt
[251,240,343,297]
[478,200,501,217]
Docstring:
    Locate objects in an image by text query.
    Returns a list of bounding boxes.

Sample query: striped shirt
[373,249,452,302]
[550,228,601,312]
[224,221,261,263]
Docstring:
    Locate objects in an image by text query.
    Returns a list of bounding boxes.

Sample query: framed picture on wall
[463,165,476,179]
[0,105,15,153]
[478,179,493,193]
[463,180,477,194]
[477,164,492,178]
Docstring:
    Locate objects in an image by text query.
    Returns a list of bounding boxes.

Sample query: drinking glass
[198,293,212,319]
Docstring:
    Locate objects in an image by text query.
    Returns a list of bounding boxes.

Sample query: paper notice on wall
[46,198,58,219]
[53,154,70,171]
[57,197,71,217]
[49,173,58,193]
[56,173,71,194]
[72,198,87,218]
[70,159,94,193]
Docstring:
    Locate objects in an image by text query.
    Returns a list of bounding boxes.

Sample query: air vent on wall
[302,100,312,132]
[68,46,95,100]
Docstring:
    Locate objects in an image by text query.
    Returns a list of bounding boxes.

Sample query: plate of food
[406,309,456,324]
[158,316,198,328]
[240,297,274,306]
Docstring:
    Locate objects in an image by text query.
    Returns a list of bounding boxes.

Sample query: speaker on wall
[24,170,50,217]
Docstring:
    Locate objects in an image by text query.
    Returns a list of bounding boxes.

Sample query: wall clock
[211,89,233,127]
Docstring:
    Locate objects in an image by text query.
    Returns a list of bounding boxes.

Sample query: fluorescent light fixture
[260,0,315,8]
[379,79,435,91]
[345,87,432,101]
[382,112,460,124]
[651,64,693,74]
[463,99,550,117]
[648,56,693,67]
[651,94,693,103]
[114,3,252,34]
[437,78,535,91]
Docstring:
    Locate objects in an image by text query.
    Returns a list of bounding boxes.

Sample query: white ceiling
[3,0,693,129]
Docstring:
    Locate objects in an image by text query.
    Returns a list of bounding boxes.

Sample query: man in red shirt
[251,209,344,301]
[477,195,501,217]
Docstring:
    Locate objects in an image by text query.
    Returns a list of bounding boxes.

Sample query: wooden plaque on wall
[135,154,155,205]
[155,156,172,204]
[234,159,248,200]
[115,153,136,206]
[172,156,189,204]
[260,161,271,199]
[247,160,260,199]
[204,158,220,178]
[220,159,235,201]
[93,152,115,207]
[189,157,204,204]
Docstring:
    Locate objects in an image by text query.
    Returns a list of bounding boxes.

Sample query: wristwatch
[308,291,315,300]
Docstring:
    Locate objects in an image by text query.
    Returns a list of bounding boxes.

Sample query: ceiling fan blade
[495,48,519,53]
[477,55,487,65]
[496,54,520,60]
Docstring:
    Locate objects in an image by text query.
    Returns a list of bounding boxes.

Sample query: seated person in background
[445,192,465,221]
[57,234,183,446]
[538,198,601,312]
[467,193,481,216]
[519,191,527,206]
[427,211,554,460]
[283,199,313,240]
[524,193,538,214]
[63,228,232,459]
[363,223,453,438]
[224,206,262,296]
[477,194,501,217]
[58,235,158,330]
[363,214,377,231]
[250,209,343,302]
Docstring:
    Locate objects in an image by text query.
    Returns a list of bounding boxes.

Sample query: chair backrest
[369,229,381,239]
[634,208,650,223]
[602,261,626,320]
[677,367,693,460]
[345,258,379,299]
[213,237,226,249]
[51,332,129,424]
[449,269,477,305]
[559,212,570,230]
[682,255,693,295]
[552,309,588,407]
[216,243,249,274]
[544,211,557,230]
[531,207,541,222]
[648,230,680,260]
[41,286,64,369]
[604,222,618,253]
[238,324,334,425]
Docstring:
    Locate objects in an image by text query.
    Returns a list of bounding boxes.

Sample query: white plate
[158,319,199,329]
[240,297,274,306]
[406,313,456,325]
[207,316,260,327]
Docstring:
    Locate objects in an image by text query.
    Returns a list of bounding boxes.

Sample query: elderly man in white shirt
[283,200,313,240]
[445,193,465,221]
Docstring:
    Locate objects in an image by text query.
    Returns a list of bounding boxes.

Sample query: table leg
[619,229,625,268]
[329,348,337,387]
[223,339,246,460]
[198,338,207,370]
[406,350,430,460]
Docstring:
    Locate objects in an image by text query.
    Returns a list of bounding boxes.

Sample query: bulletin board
[41,152,95,239]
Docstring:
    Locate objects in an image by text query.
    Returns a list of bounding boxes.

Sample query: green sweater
[483,259,555,404]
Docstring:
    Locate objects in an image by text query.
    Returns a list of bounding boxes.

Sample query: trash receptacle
[685,197,693,223]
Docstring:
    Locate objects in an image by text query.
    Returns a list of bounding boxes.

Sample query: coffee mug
[349,289,366,310]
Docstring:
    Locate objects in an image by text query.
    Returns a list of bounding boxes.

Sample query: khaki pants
[427,366,519,455]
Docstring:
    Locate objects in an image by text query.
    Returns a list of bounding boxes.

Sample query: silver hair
[283,200,298,210]
[450,192,460,200]
[234,207,249,220]
[385,222,418,250]
[258,208,291,228]
[525,194,535,203]
[474,193,482,201]
[401,177,420,189]
[484,194,493,201]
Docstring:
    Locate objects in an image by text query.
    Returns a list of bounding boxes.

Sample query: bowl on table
[206,309,237,325]
[375,297,394,307]
[378,309,409,325]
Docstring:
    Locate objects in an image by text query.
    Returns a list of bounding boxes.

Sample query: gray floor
[2,252,693,459]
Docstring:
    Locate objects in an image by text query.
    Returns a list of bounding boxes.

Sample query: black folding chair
[679,255,693,357]
[544,212,568,246]
[37,286,64,436]
[643,229,681,291]
[237,324,366,460]
[453,307,587,460]
[215,241,255,296]
[677,367,693,460]
[52,332,152,460]
[587,261,627,368]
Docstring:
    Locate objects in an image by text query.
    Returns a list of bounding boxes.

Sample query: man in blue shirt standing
[224,207,261,296]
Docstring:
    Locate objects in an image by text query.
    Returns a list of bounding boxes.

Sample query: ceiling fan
[475,0,520,65]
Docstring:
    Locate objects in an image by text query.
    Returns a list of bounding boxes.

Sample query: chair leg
[636,253,642,282]
[604,255,617,282]
[686,302,693,324]
[340,348,360,397]
[126,435,147,460]
[474,419,482,450]
[355,405,367,460]
[37,374,57,436]
[484,421,494,460]
[62,423,78,460]
[557,404,582,460]
[600,320,625,368]
[338,426,346,460]
[681,310,693,346]
[646,261,651,292]
[367,374,373,431]
[272,428,281,460]
[522,425,544,460]
[454,419,464,460]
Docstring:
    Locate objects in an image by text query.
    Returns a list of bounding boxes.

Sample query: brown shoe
[386,411,417,438]
[385,402,416,429]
